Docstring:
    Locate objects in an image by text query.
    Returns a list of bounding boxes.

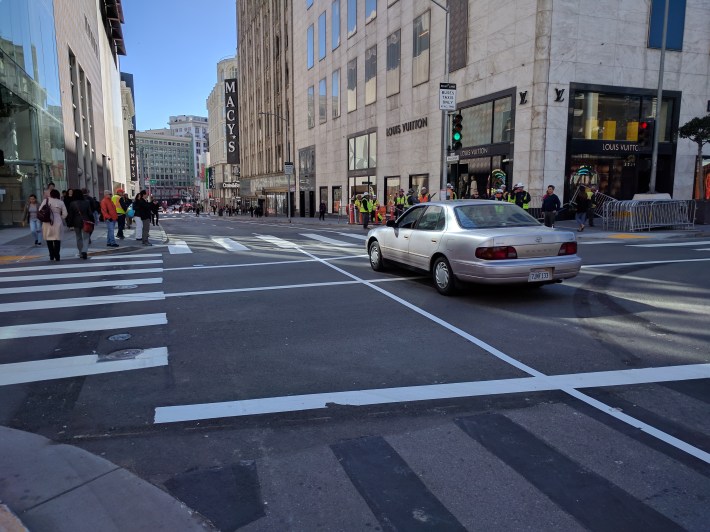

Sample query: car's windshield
[454,203,540,229]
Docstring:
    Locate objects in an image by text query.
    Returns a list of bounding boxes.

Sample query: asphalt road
[1,213,709,531]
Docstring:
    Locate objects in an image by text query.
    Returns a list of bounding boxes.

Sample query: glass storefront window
[355,135,368,169]
[463,101,492,146]
[492,98,512,143]
[348,132,376,171]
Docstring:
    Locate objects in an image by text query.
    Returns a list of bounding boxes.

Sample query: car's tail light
[558,242,577,255]
[475,246,518,260]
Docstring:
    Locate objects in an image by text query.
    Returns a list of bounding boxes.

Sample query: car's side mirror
[386,220,396,227]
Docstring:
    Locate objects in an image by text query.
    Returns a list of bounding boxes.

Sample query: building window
[347,58,357,112]
[319,78,327,123]
[449,0,468,71]
[386,30,400,96]
[332,0,341,50]
[413,11,430,86]
[307,0,313,8]
[348,132,377,172]
[319,11,327,60]
[365,0,376,23]
[648,0,686,50]
[365,45,377,105]
[347,0,357,38]
[332,69,341,118]
[307,25,314,69]
[308,85,315,128]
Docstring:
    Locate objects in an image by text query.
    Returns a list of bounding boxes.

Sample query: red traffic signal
[638,119,654,147]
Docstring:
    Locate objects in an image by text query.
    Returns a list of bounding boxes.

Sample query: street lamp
[259,111,292,223]
[430,0,450,196]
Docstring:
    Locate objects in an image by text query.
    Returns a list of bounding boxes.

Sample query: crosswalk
[0,253,169,386]
[166,232,367,254]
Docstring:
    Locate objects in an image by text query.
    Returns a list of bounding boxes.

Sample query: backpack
[37,199,53,223]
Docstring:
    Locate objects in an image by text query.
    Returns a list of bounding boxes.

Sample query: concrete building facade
[238,0,710,218]
[206,56,240,209]
[135,130,194,204]
[168,114,209,182]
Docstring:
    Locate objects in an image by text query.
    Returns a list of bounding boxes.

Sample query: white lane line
[582,257,710,269]
[168,240,192,254]
[154,363,710,423]
[695,248,710,251]
[0,260,162,273]
[90,254,163,260]
[578,240,622,245]
[0,278,163,296]
[629,240,710,248]
[300,234,357,247]
[0,347,169,386]
[0,292,165,313]
[255,235,298,248]
[165,276,422,298]
[336,232,368,241]
[211,237,249,251]
[0,268,163,283]
[0,313,167,340]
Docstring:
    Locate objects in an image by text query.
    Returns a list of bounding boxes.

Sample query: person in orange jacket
[100,190,119,247]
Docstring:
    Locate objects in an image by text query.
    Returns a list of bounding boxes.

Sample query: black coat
[134,198,151,220]
[66,199,93,229]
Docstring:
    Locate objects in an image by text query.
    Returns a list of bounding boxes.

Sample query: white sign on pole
[284,162,294,175]
[446,155,460,163]
[439,82,457,111]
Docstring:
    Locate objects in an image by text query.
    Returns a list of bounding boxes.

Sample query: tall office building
[207,56,239,208]
[168,115,209,180]
[236,1,294,217]
[135,131,194,204]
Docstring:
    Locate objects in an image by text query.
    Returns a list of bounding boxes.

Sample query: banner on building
[128,130,137,181]
[225,78,240,164]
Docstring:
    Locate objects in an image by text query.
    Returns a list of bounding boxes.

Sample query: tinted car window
[454,203,539,229]
[398,206,425,229]
[416,206,443,230]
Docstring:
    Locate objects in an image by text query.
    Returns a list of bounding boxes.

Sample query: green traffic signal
[453,131,462,142]
[452,113,463,150]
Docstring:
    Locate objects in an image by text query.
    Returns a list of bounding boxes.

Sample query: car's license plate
[528,269,552,282]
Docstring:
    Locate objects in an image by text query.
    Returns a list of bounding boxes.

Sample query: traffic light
[638,119,655,147]
[452,113,463,150]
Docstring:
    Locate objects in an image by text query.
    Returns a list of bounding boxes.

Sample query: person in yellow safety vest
[352,194,362,224]
[500,184,509,202]
[359,192,371,229]
[372,197,383,224]
[446,183,457,200]
[585,185,597,227]
[394,189,407,217]
[511,182,531,210]
[418,187,431,203]
[111,188,127,240]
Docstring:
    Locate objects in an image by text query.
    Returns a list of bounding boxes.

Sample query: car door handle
[404,235,409,239]
[431,239,437,243]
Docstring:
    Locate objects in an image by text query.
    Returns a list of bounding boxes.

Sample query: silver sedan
[366,200,582,295]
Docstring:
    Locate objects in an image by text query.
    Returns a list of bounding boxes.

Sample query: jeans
[74,226,91,253]
[141,217,150,243]
[543,211,556,228]
[575,211,587,228]
[29,218,42,243]
[106,219,117,245]
[134,217,143,240]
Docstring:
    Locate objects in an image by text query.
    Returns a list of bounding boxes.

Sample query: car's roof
[418,199,514,207]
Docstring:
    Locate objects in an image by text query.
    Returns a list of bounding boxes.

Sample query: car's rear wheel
[433,256,456,295]
[369,241,385,271]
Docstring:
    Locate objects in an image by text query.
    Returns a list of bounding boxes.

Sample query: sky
[120,0,237,131]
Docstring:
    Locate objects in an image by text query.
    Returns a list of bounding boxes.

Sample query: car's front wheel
[369,240,385,271]
[433,256,456,295]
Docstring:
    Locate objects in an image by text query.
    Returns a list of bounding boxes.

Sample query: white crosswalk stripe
[255,235,299,248]
[299,233,358,247]
[211,236,250,251]
[336,232,368,241]
[168,240,192,254]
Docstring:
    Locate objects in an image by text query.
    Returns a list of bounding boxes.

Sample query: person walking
[586,185,597,227]
[133,190,152,245]
[151,199,160,226]
[66,189,94,259]
[22,194,43,246]
[319,201,326,221]
[41,189,67,261]
[100,190,119,247]
[541,185,561,228]
[575,185,590,232]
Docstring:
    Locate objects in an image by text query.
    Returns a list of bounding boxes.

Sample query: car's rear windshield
[454,203,540,229]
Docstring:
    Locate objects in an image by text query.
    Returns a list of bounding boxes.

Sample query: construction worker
[512,183,531,210]
[394,189,407,217]
[406,188,418,207]
[371,195,382,224]
[446,183,457,200]
[359,192,371,229]
[111,188,127,240]
[493,189,505,201]
[353,194,362,225]
[418,187,431,203]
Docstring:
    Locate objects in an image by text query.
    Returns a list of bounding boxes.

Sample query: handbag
[126,206,135,217]
[37,199,53,223]
[82,220,95,234]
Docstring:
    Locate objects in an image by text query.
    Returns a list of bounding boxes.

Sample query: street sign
[439,82,457,111]
[284,162,294,175]
[446,155,460,163]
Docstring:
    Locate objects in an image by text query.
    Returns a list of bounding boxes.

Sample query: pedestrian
[82,188,101,225]
[123,193,133,229]
[62,188,73,210]
[66,189,94,259]
[445,183,457,200]
[112,188,126,239]
[100,190,119,247]
[133,193,143,241]
[359,192,371,229]
[249,205,254,217]
[406,188,419,206]
[319,200,326,221]
[133,190,152,245]
[195,205,200,216]
[511,183,531,211]
[418,187,431,203]
[43,182,55,200]
[394,189,407,217]
[541,185,561,228]
[151,199,160,225]
[575,185,590,232]
[586,185,597,227]
[41,189,67,261]
[493,189,505,201]
[22,194,43,246]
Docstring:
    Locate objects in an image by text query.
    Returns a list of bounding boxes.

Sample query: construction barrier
[602,199,696,232]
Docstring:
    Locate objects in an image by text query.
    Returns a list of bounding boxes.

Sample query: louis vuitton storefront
[565,83,680,202]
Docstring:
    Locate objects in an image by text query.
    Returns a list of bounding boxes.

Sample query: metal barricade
[602,199,696,232]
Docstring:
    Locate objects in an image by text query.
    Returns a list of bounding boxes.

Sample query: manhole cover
[99,349,143,361]
[108,333,132,341]
[113,284,138,290]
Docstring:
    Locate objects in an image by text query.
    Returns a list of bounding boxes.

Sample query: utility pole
[430,0,450,196]
[649,0,669,193]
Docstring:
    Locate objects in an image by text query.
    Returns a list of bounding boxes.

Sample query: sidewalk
[1,213,708,531]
